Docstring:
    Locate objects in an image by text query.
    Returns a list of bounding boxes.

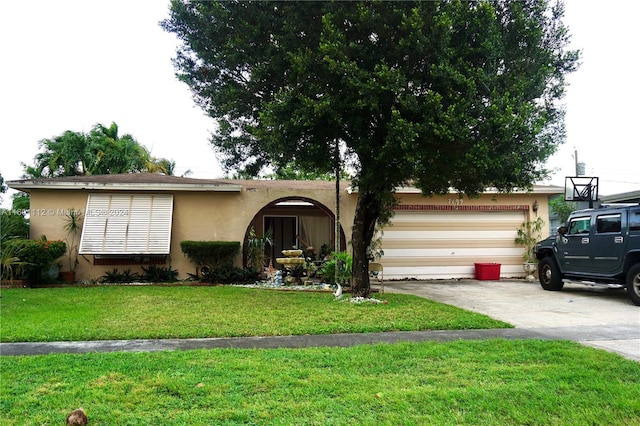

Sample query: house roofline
[7,173,566,196]
[7,181,243,192]
[6,174,242,193]
[348,185,565,195]
[601,190,640,203]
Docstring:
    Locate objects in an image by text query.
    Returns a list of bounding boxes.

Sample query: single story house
[7,174,562,282]
[601,190,640,204]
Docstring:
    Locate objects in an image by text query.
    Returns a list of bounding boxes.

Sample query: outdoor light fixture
[532,200,539,213]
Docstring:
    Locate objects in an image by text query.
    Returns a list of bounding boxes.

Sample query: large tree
[23,122,175,178]
[163,0,579,297]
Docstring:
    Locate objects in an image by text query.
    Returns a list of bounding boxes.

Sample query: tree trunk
[351,191,382,298]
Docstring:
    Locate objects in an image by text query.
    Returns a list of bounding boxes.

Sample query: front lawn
[0,286,511,342]
[2,285,640,425]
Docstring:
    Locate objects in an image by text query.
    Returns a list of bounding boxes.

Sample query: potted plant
[62,209,84,282]
[514,217,544,281]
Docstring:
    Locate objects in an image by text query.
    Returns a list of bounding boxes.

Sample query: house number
[448,198,463,205]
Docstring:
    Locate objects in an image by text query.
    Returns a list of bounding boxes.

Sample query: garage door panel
[382,239,517,249]
[383,248,521,258]
[388,221,523,231]
[383,230,518,240]
[385,263,525,280]
[383,255,521,267]
[381,210,526,279]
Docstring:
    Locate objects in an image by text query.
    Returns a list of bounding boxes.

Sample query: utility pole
[574,148,586,176]
[334,139,340,286]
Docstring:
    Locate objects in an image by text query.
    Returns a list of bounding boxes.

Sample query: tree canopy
[549,196,577,224]
[22,122,176,178]
[162,0,579,296]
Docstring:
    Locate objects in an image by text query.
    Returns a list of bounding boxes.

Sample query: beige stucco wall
[23,184,558,282]
[26,184,358,281]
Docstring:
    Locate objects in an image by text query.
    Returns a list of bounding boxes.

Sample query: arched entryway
[243,196,347,268]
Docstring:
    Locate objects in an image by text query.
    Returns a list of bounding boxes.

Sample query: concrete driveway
[385,279,640,362]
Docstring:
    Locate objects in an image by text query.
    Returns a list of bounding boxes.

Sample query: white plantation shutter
[79,194,173,254]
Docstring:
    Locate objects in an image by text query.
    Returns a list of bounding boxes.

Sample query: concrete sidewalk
[1,279,638,361]
[1,325,638,360]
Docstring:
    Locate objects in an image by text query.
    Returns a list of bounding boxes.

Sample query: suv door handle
[581,238,590,244]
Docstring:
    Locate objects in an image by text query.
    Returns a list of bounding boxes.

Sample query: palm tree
[88,122,149,174]
[23,122,177,178]
[23,130,88,177]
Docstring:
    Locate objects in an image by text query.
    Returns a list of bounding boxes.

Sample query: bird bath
[276,250,306,285]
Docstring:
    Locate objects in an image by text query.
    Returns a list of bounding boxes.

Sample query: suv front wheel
[626,264,640,306]
[539,256,564,291]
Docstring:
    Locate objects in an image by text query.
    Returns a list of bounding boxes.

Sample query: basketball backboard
[565,176,599,203]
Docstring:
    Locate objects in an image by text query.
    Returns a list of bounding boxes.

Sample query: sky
[1,0,639,208]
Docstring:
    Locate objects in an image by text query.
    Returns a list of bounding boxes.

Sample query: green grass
[2,340,639,425]
[0,286,511,342]
[2,285,639,425]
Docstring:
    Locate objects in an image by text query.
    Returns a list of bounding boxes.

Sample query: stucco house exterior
[7,173,562,282]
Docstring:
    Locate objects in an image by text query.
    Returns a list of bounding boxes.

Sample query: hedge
[179,240,241,270]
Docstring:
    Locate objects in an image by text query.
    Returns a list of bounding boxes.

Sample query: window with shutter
[79,194,173,255]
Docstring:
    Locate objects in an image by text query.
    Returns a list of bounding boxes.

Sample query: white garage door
[381,210,526,280]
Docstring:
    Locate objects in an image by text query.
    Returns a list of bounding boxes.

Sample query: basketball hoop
[565,176,599,207]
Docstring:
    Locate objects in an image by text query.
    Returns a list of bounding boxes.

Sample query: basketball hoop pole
[586,183,593,208]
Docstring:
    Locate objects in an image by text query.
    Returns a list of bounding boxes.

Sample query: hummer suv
[535,204,640,306]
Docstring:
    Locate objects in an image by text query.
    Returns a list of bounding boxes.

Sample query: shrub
[7,238,66,283]
[515,217,545,263]
[180,241,241,270]
[100,268,141,283]
[200,266,259,284]
[246,227,273,272]
[320,251,352,286]
[140,265,179,283]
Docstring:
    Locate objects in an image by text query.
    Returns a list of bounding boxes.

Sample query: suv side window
[596,214,622,234]
[568,217,591,235]
[630,208,640,232]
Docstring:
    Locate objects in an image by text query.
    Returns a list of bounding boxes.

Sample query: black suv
[535,204,640,306]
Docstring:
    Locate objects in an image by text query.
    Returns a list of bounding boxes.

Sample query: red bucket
[474,263,501,280]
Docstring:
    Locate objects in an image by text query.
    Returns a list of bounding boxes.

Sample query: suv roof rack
[599,203,640,208]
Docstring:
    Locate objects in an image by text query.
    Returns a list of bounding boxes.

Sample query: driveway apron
[386,279,640,362]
